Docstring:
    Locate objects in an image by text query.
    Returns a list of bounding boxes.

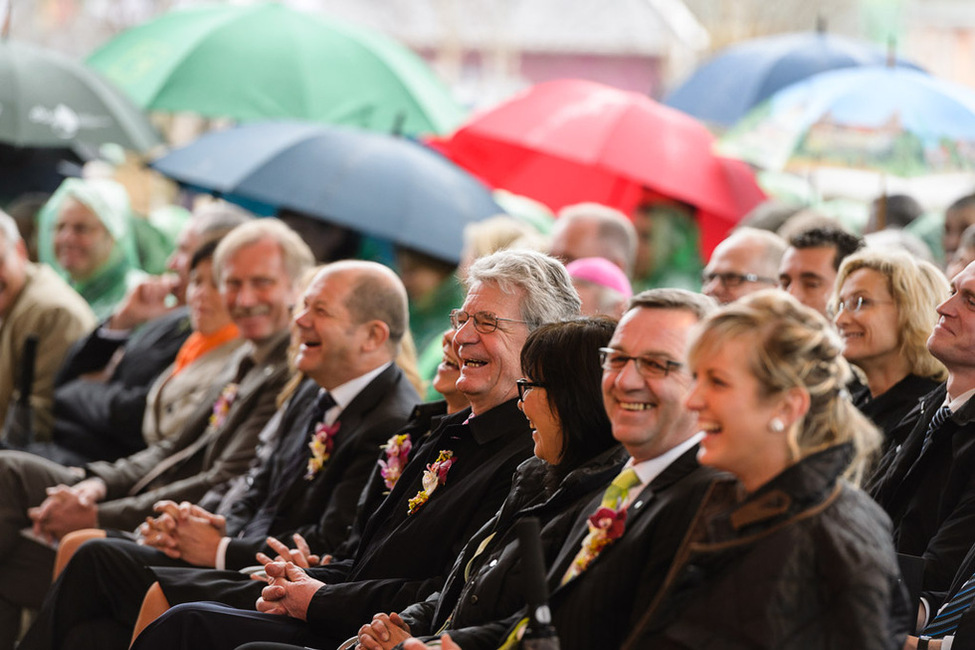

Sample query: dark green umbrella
[86,2,465,136]
[0,40,161,153]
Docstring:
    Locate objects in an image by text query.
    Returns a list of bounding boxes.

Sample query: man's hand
[140,501,225,565]
[402,634,462,650]
[903,637,943,650]
[28,481,104,542]
[107,276,178,331]
[255,561,323,620]
[355,612,411,650]
[265,534,326,569]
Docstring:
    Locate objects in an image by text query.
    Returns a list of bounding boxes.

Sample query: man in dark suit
[19,261,422,649]
[37,203,251,465]
[871,259,975,600]
[365,289,723,650]
[127,249,582,650]
[0,219,313,649]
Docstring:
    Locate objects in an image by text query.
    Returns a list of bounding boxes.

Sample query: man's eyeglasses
[449,309,527,334]
[834,296,893,314]
[701,271,777,288]
[598,348,683,378]
[516,378,545,401]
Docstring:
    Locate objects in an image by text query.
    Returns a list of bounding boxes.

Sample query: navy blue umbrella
[664,31,922,128]
[150,121,502,264]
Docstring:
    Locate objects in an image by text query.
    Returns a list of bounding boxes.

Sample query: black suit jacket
[300,399,535,645]
[870,383,975,593]
[222,364,420,568]
[50,308,192,462]
[928,542,975,649]
[440,445,719,650]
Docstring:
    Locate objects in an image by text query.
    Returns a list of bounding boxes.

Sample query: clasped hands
[137,500,226,566]
[27,477,106,544]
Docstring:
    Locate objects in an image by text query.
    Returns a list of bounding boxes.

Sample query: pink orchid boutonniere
[567,507,627,578]
[379,433,412,491]
[208,383,239,430]
[407,450,454,515]
[305,421,341,480]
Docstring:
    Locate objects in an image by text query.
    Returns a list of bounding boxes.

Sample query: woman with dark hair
[350,316,626,650]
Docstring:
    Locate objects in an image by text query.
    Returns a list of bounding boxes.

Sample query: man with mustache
[127,249,580,650]
[0,219,312,649]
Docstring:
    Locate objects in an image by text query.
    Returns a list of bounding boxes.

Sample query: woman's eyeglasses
[516,378,545,400]
[834,296,893,314]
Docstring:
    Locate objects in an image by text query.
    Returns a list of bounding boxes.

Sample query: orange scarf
[172,323,240,376]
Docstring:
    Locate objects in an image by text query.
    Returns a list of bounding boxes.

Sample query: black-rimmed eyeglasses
[516,378,545,401]
[598,347,683,378]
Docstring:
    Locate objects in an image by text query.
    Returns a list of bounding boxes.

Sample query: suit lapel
[553,446,701,590]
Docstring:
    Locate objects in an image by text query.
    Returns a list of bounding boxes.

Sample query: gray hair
[627,288,717,322]
[465,249,581,330]
[195,201,254,237]
[555,202,638,275]
[213,218,314,286]
[0,209,21,254]
[717,227,787,274]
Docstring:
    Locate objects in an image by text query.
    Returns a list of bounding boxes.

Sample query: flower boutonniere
[407,450,454,515]
[565,506,627,581]
[379,433,412,491]
[208,383,239,430]
[305,421,341,480]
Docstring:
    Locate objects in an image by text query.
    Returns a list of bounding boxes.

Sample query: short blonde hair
[689,290,881,485]
[831,249,948,382]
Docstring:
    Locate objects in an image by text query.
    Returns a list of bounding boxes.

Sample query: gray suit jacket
[87,331,291,532]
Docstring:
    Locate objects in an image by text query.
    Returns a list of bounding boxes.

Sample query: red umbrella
[429,79,766,256]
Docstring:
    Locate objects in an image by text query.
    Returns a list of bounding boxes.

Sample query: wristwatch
[918,635,932,650]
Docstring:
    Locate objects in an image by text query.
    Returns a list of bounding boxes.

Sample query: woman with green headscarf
[37,178,146,320]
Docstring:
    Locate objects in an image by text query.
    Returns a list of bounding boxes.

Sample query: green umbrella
[0,40,161,153]
[86,2,466,135]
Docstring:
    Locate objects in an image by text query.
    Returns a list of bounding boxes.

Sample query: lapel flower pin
[305,420,341,480]
[407,450,454,515]
[208,383,240,430]
[379,433,412,491]
[563,506,627,583]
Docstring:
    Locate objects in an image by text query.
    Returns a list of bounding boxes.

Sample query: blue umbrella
[150,121,502,264]
[664,31,922,128]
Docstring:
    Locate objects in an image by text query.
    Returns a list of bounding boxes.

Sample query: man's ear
[361,320,391,353]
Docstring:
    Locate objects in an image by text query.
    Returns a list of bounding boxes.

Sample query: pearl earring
[769,418,785,433]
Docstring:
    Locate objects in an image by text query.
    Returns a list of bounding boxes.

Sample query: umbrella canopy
[86,2,465,136]
[0,40,161,153]
[664,30,922,129]
[150,121,502,264]
[718,65,975,178]
[429,79,766,256]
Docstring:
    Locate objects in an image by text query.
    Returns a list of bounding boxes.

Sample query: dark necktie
[923,570,975,637]
[920,405,952,456]
[238,390,335,539]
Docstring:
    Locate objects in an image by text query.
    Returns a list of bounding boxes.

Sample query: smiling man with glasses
[123,249,583,650]
[701,227,786,305]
